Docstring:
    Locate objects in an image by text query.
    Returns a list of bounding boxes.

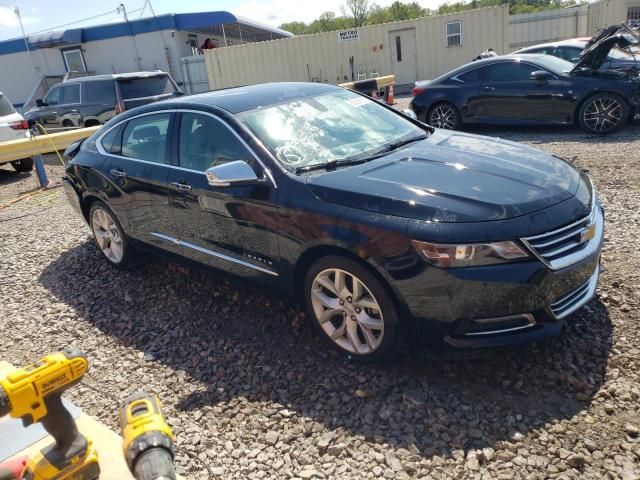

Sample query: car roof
[64,71,169,84]
[517,38,588,51]
[162,82,340,114]
[438,54,548,79]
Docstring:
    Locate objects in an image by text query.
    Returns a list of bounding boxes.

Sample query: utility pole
[118,3,143,70]
[13,7,37,75]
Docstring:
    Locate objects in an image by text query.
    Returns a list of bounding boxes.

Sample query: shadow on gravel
[0,168,31,188]
[461,121,640,145]
[40,241,613,460]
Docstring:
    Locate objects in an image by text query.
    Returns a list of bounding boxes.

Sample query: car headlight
[411,240,529,268]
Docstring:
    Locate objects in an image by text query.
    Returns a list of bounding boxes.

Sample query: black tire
[88,201,138,269]
[578,93,628,134]
[84,120,100,128]
[10,157,34,172]
[62,120,75,129]
[304,255,403,363]
[428,102,462,130]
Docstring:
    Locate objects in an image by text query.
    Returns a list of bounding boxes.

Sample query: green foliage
[278,0,585,34]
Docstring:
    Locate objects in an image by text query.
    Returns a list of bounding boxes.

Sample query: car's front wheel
[428,102,461,130]
[578,93,628,134]
[10,157,34,172]
[304,255,402,362]
[89,201,136,269]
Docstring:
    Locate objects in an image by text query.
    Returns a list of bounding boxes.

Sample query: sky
[0,0,445,41]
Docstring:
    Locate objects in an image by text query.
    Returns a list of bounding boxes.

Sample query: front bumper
[397,203,604,349]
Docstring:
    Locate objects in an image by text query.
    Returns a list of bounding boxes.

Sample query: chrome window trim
[95,109,277,188]
[150,232,278,276]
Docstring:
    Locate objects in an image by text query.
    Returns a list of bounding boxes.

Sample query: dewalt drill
[0,347,100,480]
[119,392,175,480]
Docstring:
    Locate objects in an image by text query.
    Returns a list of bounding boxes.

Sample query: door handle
[169,181,192,191]
[110,169,126,178]
[482,86,496,92]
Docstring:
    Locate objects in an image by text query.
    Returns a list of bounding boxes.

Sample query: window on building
[85,81,116,104]
[395,36,403,62]
[446,21,462,47]
[628,6,640,21]
[61,84,80,104]
[179,113,253,172]
[122,114,171,163]
[62,48,87,72]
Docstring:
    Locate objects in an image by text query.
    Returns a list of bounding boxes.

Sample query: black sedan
[63,82,603,361]
[411,32,640,134]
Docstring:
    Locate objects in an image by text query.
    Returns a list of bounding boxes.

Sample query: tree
[279,21,309,34]
[341,0,371,27]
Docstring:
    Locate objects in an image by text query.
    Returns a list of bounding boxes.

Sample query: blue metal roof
[0,11,293,56]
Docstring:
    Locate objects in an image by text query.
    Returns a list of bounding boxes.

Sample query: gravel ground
[1,119,639,480]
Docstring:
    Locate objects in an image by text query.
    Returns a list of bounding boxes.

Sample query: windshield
[0,94,15,116]
[531,55,574,74]
[238,90,425,172]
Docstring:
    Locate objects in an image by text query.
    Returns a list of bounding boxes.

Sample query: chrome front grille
[550,267,599,319]
[522,201,602,271]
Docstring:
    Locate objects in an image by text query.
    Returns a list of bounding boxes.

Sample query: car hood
[573,28,639,72]
[305,130,581,223]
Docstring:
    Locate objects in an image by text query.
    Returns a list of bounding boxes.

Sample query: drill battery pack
[22,437,99,480]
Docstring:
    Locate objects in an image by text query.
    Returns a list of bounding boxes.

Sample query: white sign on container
[338,30,359,43]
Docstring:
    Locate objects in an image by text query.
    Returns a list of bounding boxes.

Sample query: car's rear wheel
[89,201,135,269]
[578,93,628,134]
[428,102,461,130]
[304,255,402,362]
[10,157,34,172]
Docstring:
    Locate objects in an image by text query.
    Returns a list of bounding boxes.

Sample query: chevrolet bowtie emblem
[581,223,596,243]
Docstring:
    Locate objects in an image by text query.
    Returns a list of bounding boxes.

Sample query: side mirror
[36,99,45,107]
[205,160,260,187]
[402,108,417,120]
[530,70,549,82]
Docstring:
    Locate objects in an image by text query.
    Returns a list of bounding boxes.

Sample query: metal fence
[179,55,210,95]
[509,5,589,50]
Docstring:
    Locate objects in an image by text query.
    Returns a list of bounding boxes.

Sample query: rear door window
[100,123,124,155]
[85,81,116,104]
[61,84,81,104]
[117,76,176,99]
[121,113,171,163]
[0,94,15,116]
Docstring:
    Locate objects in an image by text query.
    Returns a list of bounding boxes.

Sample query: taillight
[115,100,125,114]
[412,86,426,97]
[9,120,29,130]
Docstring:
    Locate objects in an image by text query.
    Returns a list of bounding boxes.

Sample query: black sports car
[411,29,640,134]
[63,82,603,362]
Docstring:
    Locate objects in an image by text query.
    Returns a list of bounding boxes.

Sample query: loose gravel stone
[1,117,640,479]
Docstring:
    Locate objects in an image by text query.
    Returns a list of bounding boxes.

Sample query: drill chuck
[120,392,175,480]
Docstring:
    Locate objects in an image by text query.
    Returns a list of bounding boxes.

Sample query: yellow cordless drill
[119,392,175,480]
[0,347,100,480]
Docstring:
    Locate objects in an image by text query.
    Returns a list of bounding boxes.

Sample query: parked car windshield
[530,55,574,74]
[238,90,425,172]
[117,76,175,99]
[0,94,15,116]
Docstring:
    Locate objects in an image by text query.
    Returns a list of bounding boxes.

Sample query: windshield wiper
[365,134,428,159]
[296,158,369,174]
[295,134,428,174]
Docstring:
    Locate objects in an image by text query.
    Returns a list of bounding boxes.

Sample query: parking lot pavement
[1,123,639,479]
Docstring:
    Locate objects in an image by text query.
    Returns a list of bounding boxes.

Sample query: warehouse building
[0,11,292,108]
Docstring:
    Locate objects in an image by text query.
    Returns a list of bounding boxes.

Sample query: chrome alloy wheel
[429,104,457,129]
[310,268,384,354]
[582,96,623,132]
[91,208,123,263]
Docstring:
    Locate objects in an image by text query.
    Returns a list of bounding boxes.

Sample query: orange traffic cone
[386,83,395,105]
